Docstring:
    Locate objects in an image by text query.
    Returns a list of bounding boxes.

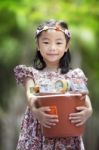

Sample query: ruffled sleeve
[14,65,34,85]
[66,68,89,94]
[67,68,87,81]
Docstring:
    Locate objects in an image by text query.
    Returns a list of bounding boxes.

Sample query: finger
[80,95,86,100]
[45,114,59,119]
[80,97,85,100]
[41,106,51,112]
[71,119,81,123]
[43,118,59,126]
[47,118,59,123]
[43,121,57,128]
[69,116,80,120]
[76,106,87,111]
[43,123,51,128]
[40,121,52,128]
[69,112,82,117]
[75,121,84,126]
[45,121,57,126]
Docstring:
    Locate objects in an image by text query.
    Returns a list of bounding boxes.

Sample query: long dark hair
[33,19,71,74]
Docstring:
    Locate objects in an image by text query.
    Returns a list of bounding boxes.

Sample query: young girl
[14,19,93,150]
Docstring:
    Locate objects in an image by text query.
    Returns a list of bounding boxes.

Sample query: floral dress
[14,65,87,150]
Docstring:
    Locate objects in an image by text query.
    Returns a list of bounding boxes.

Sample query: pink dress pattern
[14,65,87,150]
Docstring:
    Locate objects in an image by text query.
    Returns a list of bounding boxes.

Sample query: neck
[46,64,59,71]
[46,68,58,72]
[46,61,59,68]
[44,60,60,72]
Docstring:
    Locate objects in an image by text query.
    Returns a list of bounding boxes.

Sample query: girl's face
[37,29,69,68]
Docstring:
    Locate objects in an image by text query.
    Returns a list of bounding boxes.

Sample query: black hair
[33,19,71,74]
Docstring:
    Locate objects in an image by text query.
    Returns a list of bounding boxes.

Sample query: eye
[43,41,49,44]
[56,42,63,45]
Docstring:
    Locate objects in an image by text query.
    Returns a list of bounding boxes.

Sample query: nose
[49,44,56,51]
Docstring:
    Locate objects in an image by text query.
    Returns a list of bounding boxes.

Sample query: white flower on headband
[43,26,49,30]
[36,30,40,35]
[64,29,71,38]
[36,26,49,35]
[36,25,71,38]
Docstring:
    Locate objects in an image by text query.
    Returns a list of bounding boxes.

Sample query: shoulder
[14,64,32,71]
[14,64,38,74]
[13,64,38,84]
[66,68,87,81]
[66,68,89,93]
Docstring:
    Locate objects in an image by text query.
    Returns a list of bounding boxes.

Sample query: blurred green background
[0,0,99,150]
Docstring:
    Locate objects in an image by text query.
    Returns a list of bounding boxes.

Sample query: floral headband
[36,25,71,38]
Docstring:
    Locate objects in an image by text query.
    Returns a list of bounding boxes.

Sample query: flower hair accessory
[36,25,71,38]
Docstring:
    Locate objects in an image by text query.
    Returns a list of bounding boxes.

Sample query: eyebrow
[56,38,63,41]
[41,38,63,41]
[41,38,49,40]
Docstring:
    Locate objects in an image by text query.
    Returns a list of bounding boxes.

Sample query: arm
[24,77,59,128]
[24,77,37,108]
[69,95,93,126]
[84,95,93,113]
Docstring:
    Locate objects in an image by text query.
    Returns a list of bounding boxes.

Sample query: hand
[28,95,38,108]
[69,106,92,126]
[32,106,59,128]
[80,93,86,100]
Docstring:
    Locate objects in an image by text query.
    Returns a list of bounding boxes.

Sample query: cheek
[39,43,48,51]
[39,50,46,58]
[60,51,65,57]
[58,49,66,58]
[59,47,66,54]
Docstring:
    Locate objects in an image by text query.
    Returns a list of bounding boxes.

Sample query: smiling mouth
[47,54,58,56]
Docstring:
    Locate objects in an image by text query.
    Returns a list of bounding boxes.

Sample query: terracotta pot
[37,93,85,137]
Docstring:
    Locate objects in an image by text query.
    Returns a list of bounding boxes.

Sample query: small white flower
[65,29,71,38]
[36,30,40,35]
